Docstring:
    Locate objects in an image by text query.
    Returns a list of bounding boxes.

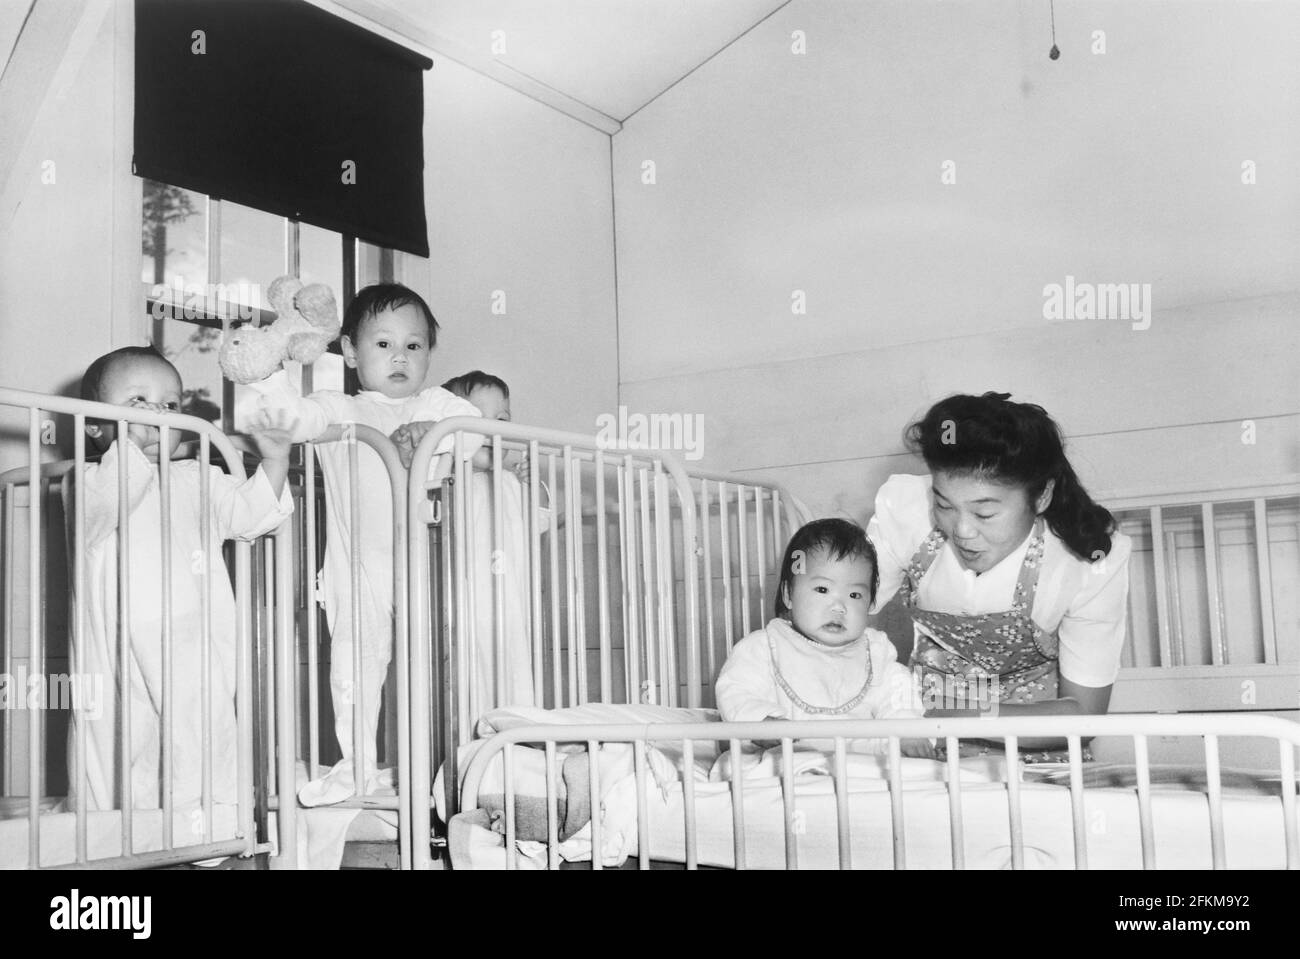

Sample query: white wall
[612,0,1300,518]
[403,56,618,434]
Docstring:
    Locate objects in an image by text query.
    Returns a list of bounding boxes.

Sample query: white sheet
[0,802,241,869]
[450,757,1295,869]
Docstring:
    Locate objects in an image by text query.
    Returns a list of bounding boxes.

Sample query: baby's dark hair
[341,283,439,345]
[774,518,880,619]
[441,371,510,400]
[906,392,1116,560]
[80,346,175,402]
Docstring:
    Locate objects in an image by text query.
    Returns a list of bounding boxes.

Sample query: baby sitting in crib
[715,518,934,758]
[243,284,488,805]
[75,347,295,812]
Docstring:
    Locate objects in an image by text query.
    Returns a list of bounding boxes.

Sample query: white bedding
[0,801,242,868]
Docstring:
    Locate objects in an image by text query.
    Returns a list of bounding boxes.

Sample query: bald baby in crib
[75,347,295,812]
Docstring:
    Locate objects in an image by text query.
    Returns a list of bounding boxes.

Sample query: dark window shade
[134,0,432,257]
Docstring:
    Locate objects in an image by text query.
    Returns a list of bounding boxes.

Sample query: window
[142,178,392,429]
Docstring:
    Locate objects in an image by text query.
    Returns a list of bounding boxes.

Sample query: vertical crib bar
[529,441,544,706]
[1252,499,1278,664]
[200,435,213,842]
[736,486,751,636]
[274,527,298,868]
[652,464,675,706]
[1202,503,1226,666]
[27,408,42,867]
[2,481,13,798]
[1067,736,1087,870]
[781,737,797,869]
[834,738,850,870]
[683,738,698,870]
[461,437,479,726]
[622,461,641,701]
[615,463,630,700]
[1279,741,1297,868]
[562,447,577,706]
[946,736,964,869]
[587,741,602,871]
[347,428,365,792]
[1165,529,1185,666]
[888,737,906,869]
[718,482,734,651]
[504,745,517,870]
[492,438,506,706]
[1134,734,1156,869]
[729,738,746,870]
[304,447,319,779]
[634,739,650,870]
[159,428,173,849]
[1205,734,1225,868]
[73,420,88,863]
[451,458,470,742]
[638,469,657,703]
[1149,507,1173,667]
[595,451,611,702]
[547,453,561,708]
[261,540,275,792]
[545,741,559,870]
[754,487,766,614]
[700,480,717,688]
[117,417,133,854]
[1005,735,1023,870]
[573,458,587,704]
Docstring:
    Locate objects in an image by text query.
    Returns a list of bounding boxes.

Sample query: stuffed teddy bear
[218,275,341,384]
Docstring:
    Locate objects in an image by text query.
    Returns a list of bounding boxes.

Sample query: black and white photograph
[0,0,1296,920]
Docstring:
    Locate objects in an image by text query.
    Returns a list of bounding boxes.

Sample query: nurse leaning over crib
[866,392,1132,753]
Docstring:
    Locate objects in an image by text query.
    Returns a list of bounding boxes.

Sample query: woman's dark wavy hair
[775,518,880,619]
[905,392,1115,559]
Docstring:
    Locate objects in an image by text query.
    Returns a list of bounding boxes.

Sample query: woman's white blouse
[866,473,1132,689]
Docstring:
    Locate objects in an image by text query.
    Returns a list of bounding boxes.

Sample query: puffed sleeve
[715,631,784,723]
[866,474,933,612]
[1056,531,1132,688]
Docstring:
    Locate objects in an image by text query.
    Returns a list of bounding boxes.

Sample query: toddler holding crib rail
[715,518,934,758]
[75,346,295,812]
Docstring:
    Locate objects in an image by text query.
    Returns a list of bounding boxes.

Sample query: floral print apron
[900,518,1058,707]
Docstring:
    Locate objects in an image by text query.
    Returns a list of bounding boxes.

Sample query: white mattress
[450,763,1295,870]
[0,802,242,869]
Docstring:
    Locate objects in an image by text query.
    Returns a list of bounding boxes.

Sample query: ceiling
[375,0,791,122]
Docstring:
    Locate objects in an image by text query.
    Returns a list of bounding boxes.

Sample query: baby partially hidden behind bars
[715,518,935,762]
[392,371,536,722]
[72,347,295,817]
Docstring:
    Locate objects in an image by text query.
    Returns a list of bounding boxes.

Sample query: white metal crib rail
[0,386,272,868]
[1104,479,1300,714]
[405,417,706,868]
[268,424,412,870]
[459,713,1300,871]
[684,468,813,701]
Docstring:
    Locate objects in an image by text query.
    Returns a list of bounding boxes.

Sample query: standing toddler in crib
[715,518,934,758]
[244,284,486,805]
[75,347,295,813]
